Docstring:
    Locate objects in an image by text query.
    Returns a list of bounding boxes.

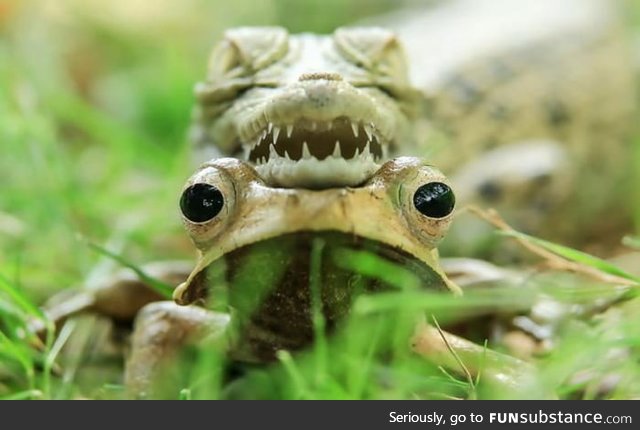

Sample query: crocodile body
[382,0,637,244]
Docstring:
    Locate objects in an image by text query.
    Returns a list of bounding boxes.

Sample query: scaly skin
[383,0,637,245]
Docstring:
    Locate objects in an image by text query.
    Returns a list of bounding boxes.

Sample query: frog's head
[173,157,456,361]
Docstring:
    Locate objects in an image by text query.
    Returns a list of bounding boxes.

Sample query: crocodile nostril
[298,72,343,81]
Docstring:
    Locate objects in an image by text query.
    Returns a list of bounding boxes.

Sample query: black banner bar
[1,400,637,429]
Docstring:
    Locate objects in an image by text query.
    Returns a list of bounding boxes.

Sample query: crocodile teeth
[363,124,374,141]
[351,122,359,137]
[333,140,341,158]
[247,117,386,165]
[362,141,371,156]
[269,144,278,160]
[302,141,312,159]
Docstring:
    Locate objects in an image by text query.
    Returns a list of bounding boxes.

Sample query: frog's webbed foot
[125,301,229,399]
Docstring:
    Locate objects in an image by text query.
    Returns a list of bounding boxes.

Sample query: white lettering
[388,411,445,425]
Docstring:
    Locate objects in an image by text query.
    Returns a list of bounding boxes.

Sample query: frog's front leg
[34,261,193,334]
[125,301,229,398]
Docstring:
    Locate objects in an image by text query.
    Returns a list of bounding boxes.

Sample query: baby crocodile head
[173,157,456,362]
[190,27,421,188]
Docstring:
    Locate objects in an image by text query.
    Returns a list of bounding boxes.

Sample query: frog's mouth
[174,231,447,362]
[176,231,446,305]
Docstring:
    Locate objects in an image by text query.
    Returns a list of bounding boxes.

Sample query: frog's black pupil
[180,183,224,222]
[413,182,455,218]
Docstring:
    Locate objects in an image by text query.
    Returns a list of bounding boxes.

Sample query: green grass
[1,0,640,400]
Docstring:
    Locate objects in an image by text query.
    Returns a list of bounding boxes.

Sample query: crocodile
[190,0,637,244]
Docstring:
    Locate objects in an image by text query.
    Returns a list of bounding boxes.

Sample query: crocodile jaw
[256,154,380,188]
[236,78,396,188]
[248,117,386,188]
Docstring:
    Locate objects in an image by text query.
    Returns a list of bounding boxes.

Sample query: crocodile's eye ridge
[413,182,455,218]
[180,183,224,222]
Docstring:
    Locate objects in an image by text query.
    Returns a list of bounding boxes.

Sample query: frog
[40,156,481,397]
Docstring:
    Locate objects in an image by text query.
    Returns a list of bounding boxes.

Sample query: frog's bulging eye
[180,183,224,223]
[413,182,455,218]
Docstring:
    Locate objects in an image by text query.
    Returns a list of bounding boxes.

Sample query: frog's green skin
[192,0,636,246]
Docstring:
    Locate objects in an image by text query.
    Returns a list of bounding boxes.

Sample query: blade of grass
[277,350,310,399]
[0,273,49,321]
[309,238,327,388]
[0,330,35,389]
[353,288,535,316]
[431,316,475,394]
[0,272,54,362]
[331,248,421,290]
[43,319,77,399]
[501,230,640,284]
[0,390,43,400]
[468,206,640,287]
[83,239,174,298]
